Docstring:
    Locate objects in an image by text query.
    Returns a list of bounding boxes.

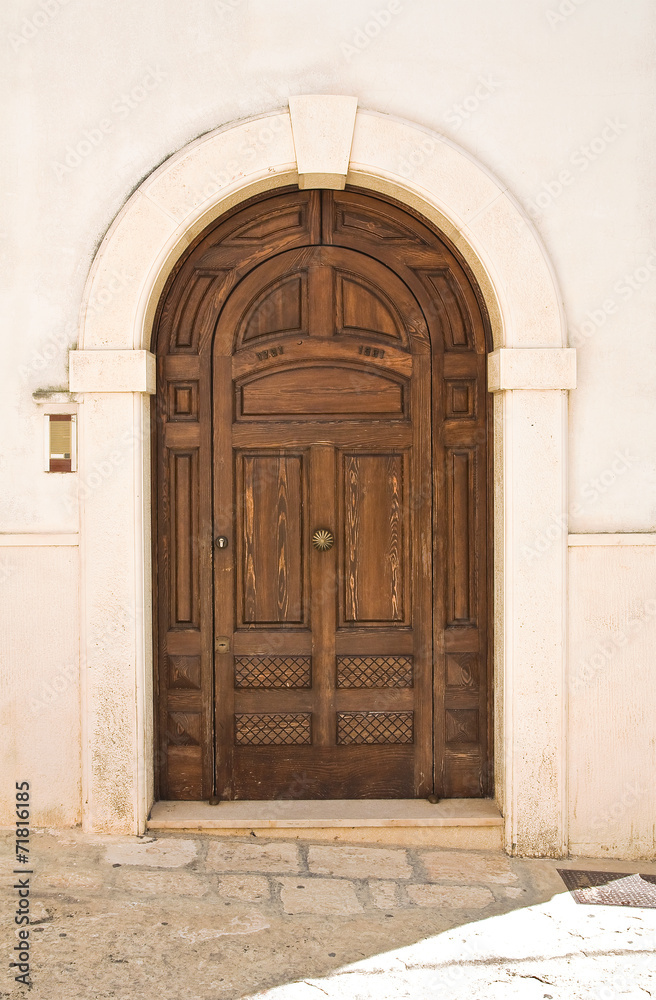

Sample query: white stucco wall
[1,0,654,854]
[0,544,80,827]
[568,542,656,859]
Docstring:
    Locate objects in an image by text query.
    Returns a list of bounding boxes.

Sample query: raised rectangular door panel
[340,452,409,626]
[236,453,307,627]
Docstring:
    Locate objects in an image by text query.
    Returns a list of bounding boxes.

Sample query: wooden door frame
[70,99,575,855]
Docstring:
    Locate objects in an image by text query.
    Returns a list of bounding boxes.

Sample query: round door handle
[312,529,334,551]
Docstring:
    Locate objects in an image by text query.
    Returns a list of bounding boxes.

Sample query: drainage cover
[557,869,656,908]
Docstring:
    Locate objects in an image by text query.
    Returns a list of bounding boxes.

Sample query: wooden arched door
[153,188,491,801]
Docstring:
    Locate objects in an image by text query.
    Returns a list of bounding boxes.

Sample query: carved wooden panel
[328,196,431,246]
[445,709,479,745]
[238,366,404,418]
[336,655,413,688]
[445,652,478,691]
[225,205,307,243]
[235,714,312,745]
[169,451,199,628]
[445,379,476,420]
[167,712,202,746]
[415,270,473,350]
[234,656,311,689]
[446,449,476,625]
[170,274,218,351]
[237,453,306,626]
[335,272,404,340]
[167,654,201,690]
[337,712,414,744]
[341,453,407,624]
[238,273,308,343]
[168,382,199,421]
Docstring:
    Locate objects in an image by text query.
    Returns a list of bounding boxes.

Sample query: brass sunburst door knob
[312,529,334,551]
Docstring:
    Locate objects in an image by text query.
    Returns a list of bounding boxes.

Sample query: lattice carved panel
[337,712,414,745]
[234,714,312,745]
[336,655,413,688]
[235,656,311,689]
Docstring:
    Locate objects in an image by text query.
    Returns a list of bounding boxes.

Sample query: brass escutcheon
[312,529,334,551]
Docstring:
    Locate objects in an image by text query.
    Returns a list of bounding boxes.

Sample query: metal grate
[235,713,312,746]
[557,869,656,908]
[337,711,414,745]
[337,655,413,688]
[234,655,311,689]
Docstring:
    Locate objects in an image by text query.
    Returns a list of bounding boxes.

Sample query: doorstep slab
[148,799,502,849]
[148,798,502,830]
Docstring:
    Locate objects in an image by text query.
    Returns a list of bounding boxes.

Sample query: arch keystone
[289,94,358,189]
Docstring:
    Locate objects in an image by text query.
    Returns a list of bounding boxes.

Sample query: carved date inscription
[359,345,385,358]
[256,345,284,362]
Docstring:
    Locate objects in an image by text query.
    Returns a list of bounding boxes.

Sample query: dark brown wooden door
[154,189,491,801]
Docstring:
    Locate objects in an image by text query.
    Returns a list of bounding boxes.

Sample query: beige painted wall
[568,542,656,859]
[0,545,81,827]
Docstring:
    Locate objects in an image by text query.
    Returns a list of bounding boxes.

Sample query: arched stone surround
[69,96,575,855]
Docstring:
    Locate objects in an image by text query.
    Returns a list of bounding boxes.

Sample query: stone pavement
[1,829,655,999]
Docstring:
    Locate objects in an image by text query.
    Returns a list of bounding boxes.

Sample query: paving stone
[206,840,300,874]
[406,884,494,909]
[308,845,412,880]
[104,838,197,868]
[35,870,105,890]
[217,875,271,902]
[173,912,270,942]
[419,850,518,884]
[115,870,207,896]
[278,877,364,915]
[368,880,399,909]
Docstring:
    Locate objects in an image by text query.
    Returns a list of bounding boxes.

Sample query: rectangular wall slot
[45,414,76,473]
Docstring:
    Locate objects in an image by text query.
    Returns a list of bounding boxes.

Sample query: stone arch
[70,98,575,855]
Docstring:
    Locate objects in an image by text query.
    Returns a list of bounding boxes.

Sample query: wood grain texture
[238,454,306,626]
[152,187,492,801]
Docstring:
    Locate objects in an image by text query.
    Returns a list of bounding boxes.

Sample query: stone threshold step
[149,800,502,847]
